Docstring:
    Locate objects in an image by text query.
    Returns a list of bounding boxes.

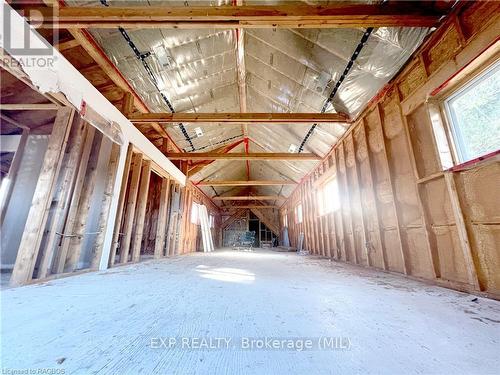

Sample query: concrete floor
[1,249,499,374]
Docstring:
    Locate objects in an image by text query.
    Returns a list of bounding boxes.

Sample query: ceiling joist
[196,180,297,186]
[167,152,321,161]
[222,205,279,209]
[213,196,285,201]
[26,4,442,29]
[129,112,349,124]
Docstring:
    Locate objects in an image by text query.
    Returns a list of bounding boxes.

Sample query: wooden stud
[37,118,86,279]
[119,152,143,263]
[90,143,121,269]
[108,144,133,266]
[10,107,75,286]
[360,119,388,270]
[63,131,104,272]
[337,144,357,264]
[375,103,409,274]
[154,176,171,258]
[399,103,441,278]
[131,159,152,263]
[444,172,481,289]
[53,125,95,274]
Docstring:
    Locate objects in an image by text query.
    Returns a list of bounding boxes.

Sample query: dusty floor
[1,249,499,374]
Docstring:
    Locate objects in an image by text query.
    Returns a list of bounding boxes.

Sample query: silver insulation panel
[66,0,430,200]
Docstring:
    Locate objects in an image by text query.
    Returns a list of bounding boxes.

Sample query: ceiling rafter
[129,112,349,124]
[26,4,443,29]
[169,152,321,161]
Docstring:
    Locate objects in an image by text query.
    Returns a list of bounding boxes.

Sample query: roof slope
[66,0,434,203]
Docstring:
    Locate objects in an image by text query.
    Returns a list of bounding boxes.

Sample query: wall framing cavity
[281,1,500,299]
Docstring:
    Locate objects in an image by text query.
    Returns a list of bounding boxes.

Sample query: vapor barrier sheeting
[66,0,431,197]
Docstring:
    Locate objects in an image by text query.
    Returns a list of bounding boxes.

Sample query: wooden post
[121,91,134,117]
[337,144,357,264]
[63,131,103,272]
[10,107,75,286]
[360,120,388,270]
[154,176,171,258]
[444,172,481,289]
[37,117,86,279]
[53,125,95,274]
[131,159,151,263]
[119,152,143,263]
[375,104,409,274]
[90,143,121,269]
[108,144,133,266]
[166,183,180,256]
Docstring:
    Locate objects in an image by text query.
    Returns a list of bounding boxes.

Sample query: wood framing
[119,152,143,263]
[196,180,297,186]
[0,103,59,110]
[28,4,442,29]
[154,177,171,258]
[109,145,133,266]
[222,205,279,209]
[280,1,500,298]
[90,144,121,269]
[53,125,95,274]
[131,160,152,263]
[213,196,285,201]
[10,107,75,286]
[37,117,86,279]
[167,153,321,161]
[129,112,348,124]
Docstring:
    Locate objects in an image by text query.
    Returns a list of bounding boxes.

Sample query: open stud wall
[280,1,500,298]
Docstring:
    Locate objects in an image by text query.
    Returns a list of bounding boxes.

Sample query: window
[295,203,303,224]
[209,214,215,228]
[319,178,340,215]
[444,61,500,163]
[190,203,199,224]
[283,210,288,228]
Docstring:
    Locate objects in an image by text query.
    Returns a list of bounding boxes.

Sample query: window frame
[442,60,500,164]
[431,54,500,169]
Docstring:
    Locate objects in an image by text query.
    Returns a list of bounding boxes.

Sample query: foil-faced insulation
[66,0,431,196]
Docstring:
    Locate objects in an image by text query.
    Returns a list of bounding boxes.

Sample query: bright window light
[283,210,288,228]
[320,178,340,215]
[444,61,500,162]
[191,203,199,224]
[288,144,297,153]
[295,203,303,224]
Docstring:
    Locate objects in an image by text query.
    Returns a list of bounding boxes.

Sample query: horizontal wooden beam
[55,38,80,51]
[0,103,59,110]
[0,114,30,130]
[167,152,321,161]
[27,4,442,29]
[222,205,279,209]
[213,196,285,201]
[129,112,349,124]
[196,180,297,186]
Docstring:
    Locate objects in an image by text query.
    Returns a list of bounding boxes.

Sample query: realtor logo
[2,2,58,56]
